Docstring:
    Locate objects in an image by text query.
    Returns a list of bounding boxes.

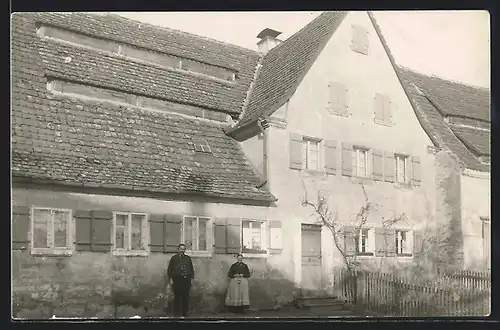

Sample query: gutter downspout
[256,117,269,189]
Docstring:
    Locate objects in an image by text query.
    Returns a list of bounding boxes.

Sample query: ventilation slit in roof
[193,138,212,154]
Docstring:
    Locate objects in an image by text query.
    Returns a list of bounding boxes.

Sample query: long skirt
[225,278,250,307]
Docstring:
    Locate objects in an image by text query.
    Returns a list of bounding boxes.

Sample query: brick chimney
[256,28,283,54]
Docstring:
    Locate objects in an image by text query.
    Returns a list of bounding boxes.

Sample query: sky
[116,11,490,89]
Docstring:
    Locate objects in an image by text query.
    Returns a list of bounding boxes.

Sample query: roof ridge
[107,12,259,54]
[397,65,490,91]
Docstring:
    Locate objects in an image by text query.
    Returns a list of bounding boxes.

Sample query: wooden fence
[332,268,491,317]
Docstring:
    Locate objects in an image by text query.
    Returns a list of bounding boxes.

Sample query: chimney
[256,28,283,54]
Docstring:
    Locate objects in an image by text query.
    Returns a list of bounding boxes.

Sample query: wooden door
[301,224,323,297]
[483,220,490,269]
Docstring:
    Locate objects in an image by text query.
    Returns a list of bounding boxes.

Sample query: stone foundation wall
[12,251,297,319]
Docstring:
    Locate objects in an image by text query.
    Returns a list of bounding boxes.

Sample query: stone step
[295,296,344,309]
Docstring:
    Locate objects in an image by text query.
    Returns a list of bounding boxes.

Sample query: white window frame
[112,212,149,257]
[395,229,413,256]
[356,228,374,256]
[352,147,369,178]
[395,154,410,184]
[302,137,321,171]
[30,207,73,256]
[181,216,213,257]
[241,219,268,258]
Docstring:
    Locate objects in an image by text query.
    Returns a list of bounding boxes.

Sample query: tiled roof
[11,13,275,202]
[397,67,490,172]
[232,11,347,130]
[33,12,260,116]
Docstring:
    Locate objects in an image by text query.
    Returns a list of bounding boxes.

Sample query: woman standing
[225,254,251,314]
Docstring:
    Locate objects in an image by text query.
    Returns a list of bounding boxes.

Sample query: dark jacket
[167,253,194,281]
[228,262,250,279]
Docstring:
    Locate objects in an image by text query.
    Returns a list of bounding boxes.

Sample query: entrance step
[294,296,346,309]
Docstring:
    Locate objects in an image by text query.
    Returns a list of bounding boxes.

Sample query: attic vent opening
[193,138,212,153]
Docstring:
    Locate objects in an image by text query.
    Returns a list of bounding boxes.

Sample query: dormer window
[193,138,212,153]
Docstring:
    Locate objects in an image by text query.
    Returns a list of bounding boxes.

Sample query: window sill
[396,253,413,258]
[112,250,148,257]
[242,251,269,259]
[394,182,413,190]
[31,248,73,256]
[350,176,374,185]
[374,119,393,127]
[186,250,213,258]
[327,108,351,117]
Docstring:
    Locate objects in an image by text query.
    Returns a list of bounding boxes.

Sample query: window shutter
[289,133,303,170]
[324,140,337,175]
[341,142,353,176]
[411,156,421,185]
[372,149,384,181]
[214,217,227,254]
[384,151,395,182]
[74,210,92,251]
[91,210,112,252]
[343,226,356,256]
[149,214,166,253]
[385,228,396,257]
[374,227,386,257]
[382,94,392,124]
[165,214,182,252]
[269,220,283,254]
[413,229,424,258]
[374,93,384,122]
[226,217,241,254]
[351,25,369,55]
[12,206,30,250]
[328,82,348,115]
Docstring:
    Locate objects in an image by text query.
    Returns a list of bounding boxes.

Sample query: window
[301,138,321,171]
[395,230,412,256]
[31,207,72,254]
[182,216,211,252]
[356,228,373,255]
[242,220,267,254]
[113,212,148,252]
[352,147,368,177]
[395,155,408,183]
[192,138,212,153]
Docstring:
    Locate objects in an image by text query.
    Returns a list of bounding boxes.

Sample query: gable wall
[262,12,438,281]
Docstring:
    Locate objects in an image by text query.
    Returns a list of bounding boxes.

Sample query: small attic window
[193,138,212,153]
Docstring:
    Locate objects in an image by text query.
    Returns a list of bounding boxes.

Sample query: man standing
[167,243,195,317]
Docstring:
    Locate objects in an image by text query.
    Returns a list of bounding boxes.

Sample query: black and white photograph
[11,10,491,320]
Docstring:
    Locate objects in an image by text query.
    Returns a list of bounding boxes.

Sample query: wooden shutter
[343,226,356,256]
[384,151,395,182]
[411,156,421,185]
[341,142,353,176]
[74,210,92,251]
[12,206,30,250]
[269,220,283,254]
[149,214,166,253]
[374,93,384,121]
[91,210,113,252]
[374,228,386,257]
[214,217,227,254]
[372,149,384,181]
[328,82,348,115]
[385,228,396,257]
[226,217,241,254]
[413,229,424,258]
[382,94,392,124]
[324,140,337,175]
[289,133,303,170]
[351,25,369,55]
[165,214,182,252]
